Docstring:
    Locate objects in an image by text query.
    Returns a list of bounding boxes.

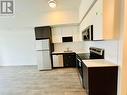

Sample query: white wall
[0,0,79,66]
[120,0,127,93]
[90,40,118,64]
[0,28,36,66]
[117,0,127,94]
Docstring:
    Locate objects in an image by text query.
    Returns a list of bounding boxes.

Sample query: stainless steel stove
[77,47,104,60]
[76,47,104,80]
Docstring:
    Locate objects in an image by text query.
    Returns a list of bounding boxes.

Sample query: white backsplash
[54,40,118,64]
[90,40,118,64]
[54,41,92,53]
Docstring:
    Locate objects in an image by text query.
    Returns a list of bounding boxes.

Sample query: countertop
[52,51,118,68]
[76,53,90,60]
[52,51,76,55]
[82,59,118,67]
[52,51,88,55]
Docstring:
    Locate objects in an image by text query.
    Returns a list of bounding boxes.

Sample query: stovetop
[77,53,91,60]
[77,52,104,60]
[77,47,104,60]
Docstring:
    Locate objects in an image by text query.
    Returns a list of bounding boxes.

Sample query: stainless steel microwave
[82,25,93,41]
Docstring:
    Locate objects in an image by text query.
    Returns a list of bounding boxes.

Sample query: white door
[36,39,49,50]
[37,50,51,70]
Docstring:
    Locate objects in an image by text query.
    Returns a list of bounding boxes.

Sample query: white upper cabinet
[79,0,120,40]
[91,0,103,40]
[71,26,80,42]
[52,25,79,43]
[52,27,62,43]
[61,26,73,37]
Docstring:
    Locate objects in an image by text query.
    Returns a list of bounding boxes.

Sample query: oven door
[76,56,83,78]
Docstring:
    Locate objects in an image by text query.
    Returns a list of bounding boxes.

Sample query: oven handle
[77,58,82,63]
[76,54,82,62]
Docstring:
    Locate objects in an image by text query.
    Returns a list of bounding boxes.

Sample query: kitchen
[0,0,127,95]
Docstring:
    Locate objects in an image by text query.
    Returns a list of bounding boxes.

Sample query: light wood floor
[0,66,86,95]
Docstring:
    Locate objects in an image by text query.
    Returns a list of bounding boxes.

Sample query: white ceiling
[38,0,81,12]
[15,0,81,13]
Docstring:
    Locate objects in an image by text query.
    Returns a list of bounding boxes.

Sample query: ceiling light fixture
[48,0,56,8]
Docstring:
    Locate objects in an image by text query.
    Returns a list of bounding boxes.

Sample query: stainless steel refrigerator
[35,39,52,70]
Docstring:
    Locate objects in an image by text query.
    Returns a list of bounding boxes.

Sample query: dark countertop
[76,53,90,60]
[52,52,91,60]
[52,52,76,55]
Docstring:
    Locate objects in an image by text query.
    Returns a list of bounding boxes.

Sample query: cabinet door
[52,25,80,42]
[63,54,69,67]
[61,25,80,42]
[35,26,51,39]
[92,0,103,40]
[52,27,62,43]
[53,55,63,67]
[72,26,80,42]
[70,54,76,67]
[52,35,62,43]
[61,26,73,37]
[88,67,118,95]
[82,63,89,93]
[63,54,76,67]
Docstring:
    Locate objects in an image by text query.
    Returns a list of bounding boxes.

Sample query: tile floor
[0,66,86,95]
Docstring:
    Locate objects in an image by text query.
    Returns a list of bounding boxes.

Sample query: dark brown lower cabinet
[63,53,76,67]
[82,63,118,95]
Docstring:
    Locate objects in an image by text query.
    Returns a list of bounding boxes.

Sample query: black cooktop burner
[77,53,91,60]
[77,47,104,60]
